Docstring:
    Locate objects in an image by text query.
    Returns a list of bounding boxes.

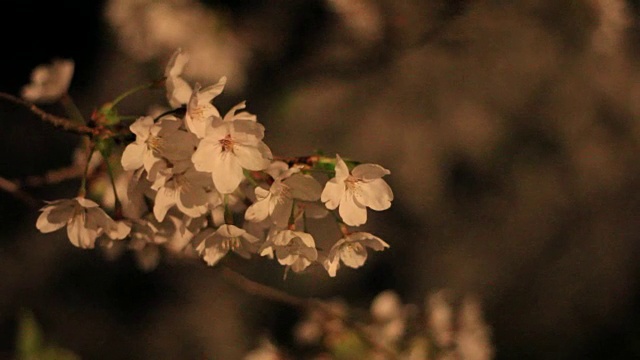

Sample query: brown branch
[0,92,96,135]
[0,176,40,208]
[22,165,85,187]
[220,266,400,360]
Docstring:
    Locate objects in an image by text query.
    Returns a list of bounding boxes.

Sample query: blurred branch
[0,176,39,208]
[221,266,400,360]
[0,92,96,135]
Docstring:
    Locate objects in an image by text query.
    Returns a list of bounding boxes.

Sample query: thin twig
[0,176,40,208]
[220,266,400,359]
[0,92,96,135]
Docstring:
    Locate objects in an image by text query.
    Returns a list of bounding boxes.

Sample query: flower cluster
[33,49,394,276]
[245,289,494,360]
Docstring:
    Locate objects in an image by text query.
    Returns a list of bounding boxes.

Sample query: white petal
[339,243,368,268]
[211,151,244,194]
[223,101,256,122]
[154,187,177,222]
[121,143,146,171]
[339,191,367,226]
[350,232,390,251]
[271,197,293,228]
[165,48,189,78]
[36,208,66,233]
[352,163,390,180]
[323,255,341,277]
[203,246,228,266]
[75,197,100,208]
[285,174,322,201]
[192,139,220,172]
[198,77,227,102]
[217,224,246,238]
[67,212,99,249]
[320,179,344,210]
[356,179,393,211]
[129,116,153,140]
[245,197,271,222]
[334,155,350,181]
[234,144,271,171]
[166,76,192,108]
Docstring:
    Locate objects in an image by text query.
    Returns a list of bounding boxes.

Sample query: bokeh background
[2,0,640,358]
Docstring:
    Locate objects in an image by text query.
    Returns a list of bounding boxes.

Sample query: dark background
[2,0,640,359]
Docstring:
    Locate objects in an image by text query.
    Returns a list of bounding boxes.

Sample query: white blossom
[152,162,211,222]
[192,116,272,194]
[184,80,226,138]
[193,224,259,266]
[321,154,393,226]
[21,59,74,103]
[323,232,389,277]
[36,197,130,249]
[165,48,191,107]
[245,165,322,227]
[260,229,318,272]
[121,115,196,172]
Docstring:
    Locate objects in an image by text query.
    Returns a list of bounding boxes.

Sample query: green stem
[110,81,155,108]
[78,142,96,197]
[223,194,233,224]
[100,150,122,217]
[60,94,86,124]
[243,169,260,187]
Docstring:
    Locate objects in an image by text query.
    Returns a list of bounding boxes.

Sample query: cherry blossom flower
[36,197,130,249]
[165,48,191,107]
[153,162,212,221]
[121,115,196,173]
[323,232,389,277]
[260,229,318,272]
[193,224,260,266]
[192,116,272,194]
[321,154,393,226]
[21,59,74,103]
[184,80,226,138]
[245,164,323,227]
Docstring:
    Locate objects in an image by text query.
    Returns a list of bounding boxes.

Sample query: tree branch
[220,266,400,359]
[0,92,96,135]
[0,176,40,208]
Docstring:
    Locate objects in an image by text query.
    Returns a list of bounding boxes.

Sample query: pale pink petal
[350,232,390,251]
[285,174,322,201]
[356,179,393,211]
[165,49,189,78]
[121,143,146,171]
[36,208,67,233]
[334,155,350,182]
[154,187,177,222]
[198,77,227,102]
[217,224,246,238]
[203,246,228,266]
[352,163,390,180]
[223,101,257,122]
[211,151,244,193]
[339,191,367,226]
[234,144,271,171]
[129,116,153,140]
[192,139,220,172]
[321,179,344,210]
[339,243,368,268]
[323,255,341,277]
[75,197,99,208]
[271,197,293,228]
[166,76,192,108]
[245,197,271,222]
